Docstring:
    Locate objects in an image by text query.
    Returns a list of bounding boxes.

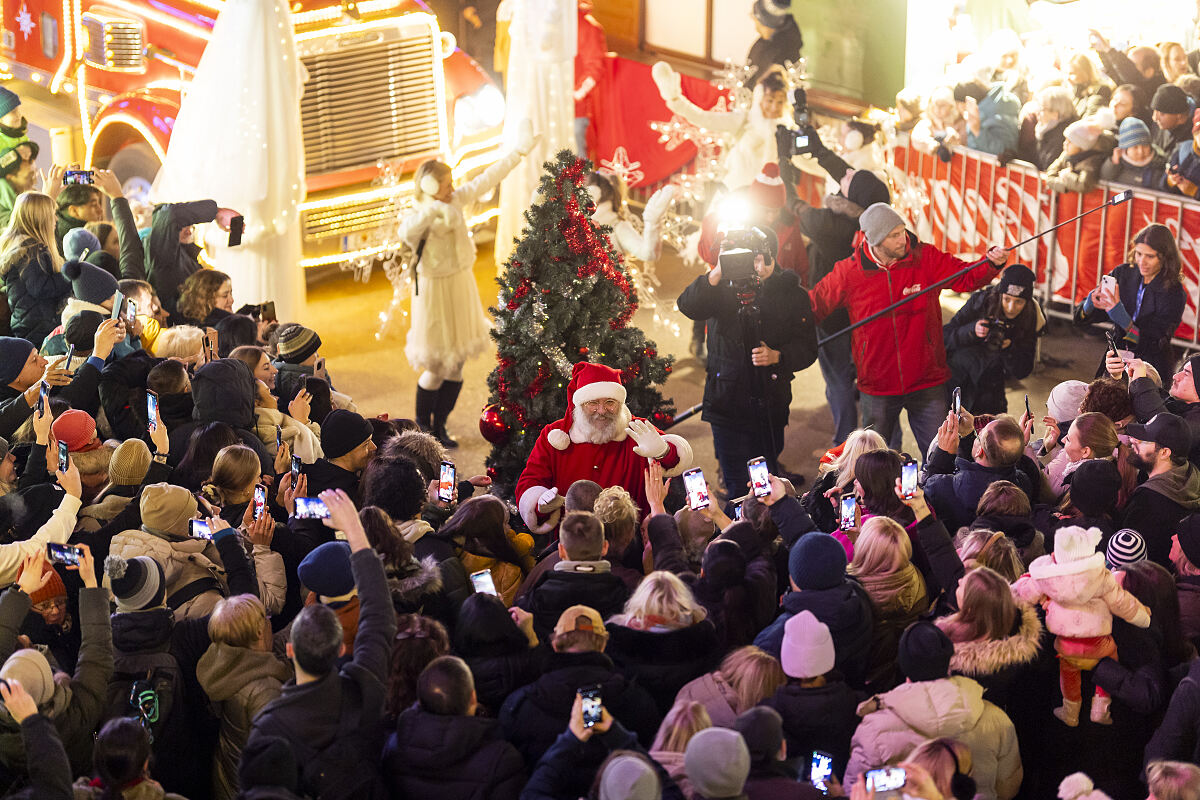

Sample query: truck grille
[81,12,145,73]
[299,22,443,175]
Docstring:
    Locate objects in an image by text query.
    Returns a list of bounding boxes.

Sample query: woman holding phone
[1075,223,1185,381]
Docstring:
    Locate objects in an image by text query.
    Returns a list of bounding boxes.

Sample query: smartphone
[275,424,283,451]
[126,299,138,320]
[56,441,69,473]
[62,169,94,185]
[1024,393,1032,420]
[438,460,456,503]
[253,484,266,520]
[1104,329,1120,358]
[260,300,276,322]
[1100,275,1118,296]
[46,542,82,566]
[748,456,770,498]
[810,750,834,795]
[952,386,962,415]
[110,290,124,321]
[901,459,918,500]
[865,766,906,792]
[188,519,212,540]
[683,467,709,511]
[146,390,159,433]
[228,215,245,247]
[470,568,499,596]
[63,344,74,372]
[291,455,302,485]
[294,496,330,519]
[579,685,603,728]
[839,494,857,531]
[733,501,744,521]
[314,356,325,376]
[35,381,48,416]
[202,334,213,361]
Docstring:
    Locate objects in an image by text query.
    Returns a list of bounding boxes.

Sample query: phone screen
[810,751,834,794]
[291,455,301,485]
[470,569,499,596]
[683,468,709,510]
[64,344,74,372]
[260,300,276,322]
[839,495,857,530]
[579,686,603,728]
[275,425,283,451]
[62,169,94,186]
[110,291,124,321]
[254,485,266,520]
[127,299,138,320]
[189,519,212,540]
[748,457,770,498]
[438,461,456,503]
[57,441,69,474]
[294,497,330,519]
[36,381,47,416]
[865,767,906,792]
[146,391,159,432]
[46,542,81,566]
[733,501,744,521]
[952,386,962,415]
[901,461,918,499]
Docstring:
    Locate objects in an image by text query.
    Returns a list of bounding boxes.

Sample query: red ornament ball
[651,411,674,428]
[486,465,498,481]
[479,403,511,444]
[578,346,589,355]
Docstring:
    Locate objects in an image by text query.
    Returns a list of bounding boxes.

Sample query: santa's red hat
[548,362,628,450]
[749,163,786,209]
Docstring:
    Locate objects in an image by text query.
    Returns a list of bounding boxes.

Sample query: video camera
[776,87,817,158]
[718,227,774,286]
[982,317,1010,350]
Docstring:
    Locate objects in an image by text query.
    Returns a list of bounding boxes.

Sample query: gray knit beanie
[859,203,907,247]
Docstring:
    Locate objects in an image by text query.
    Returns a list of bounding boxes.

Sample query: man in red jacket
[809,202,1008,456]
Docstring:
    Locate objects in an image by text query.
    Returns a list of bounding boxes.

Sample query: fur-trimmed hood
[387,555,443,606]
[941,603,1043,677]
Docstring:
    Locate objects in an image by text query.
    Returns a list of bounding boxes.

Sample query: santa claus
[516,361,693,533]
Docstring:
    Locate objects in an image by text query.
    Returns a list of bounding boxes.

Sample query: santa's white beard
[571,404,632,444]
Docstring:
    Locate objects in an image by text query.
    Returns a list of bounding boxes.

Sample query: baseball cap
[1125,412,1192,458]
[553,605,607,638]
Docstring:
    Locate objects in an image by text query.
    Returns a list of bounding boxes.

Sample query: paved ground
[308,238,1109,489]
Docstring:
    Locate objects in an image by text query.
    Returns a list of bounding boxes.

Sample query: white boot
[1054,698,1081,727]
[1090,694,1113,725]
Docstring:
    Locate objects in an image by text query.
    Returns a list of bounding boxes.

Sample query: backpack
[103,649,181,741]
[292,681,389,800]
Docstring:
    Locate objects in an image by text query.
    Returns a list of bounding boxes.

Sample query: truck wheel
[106,142,160,207]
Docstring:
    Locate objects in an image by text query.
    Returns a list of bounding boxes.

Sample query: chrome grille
[299,23,443,175]
[303,188,411,239]
[81,12,145,72]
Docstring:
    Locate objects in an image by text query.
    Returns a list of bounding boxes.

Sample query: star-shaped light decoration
[599,146,644,188]
[15,4,35,40]
[649,114,706,152]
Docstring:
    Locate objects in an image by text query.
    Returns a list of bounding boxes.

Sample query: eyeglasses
[583,399,619,412]
[32,598,65,613]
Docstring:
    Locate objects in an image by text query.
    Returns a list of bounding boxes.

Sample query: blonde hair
[718,646,786,712]
[71,443,116,478]
[615,571,703,629]
[593,485,637,544]
[200,444,260,507]
[413,160,453,202]
[153,325,205,361]
[1147,761,1200,800]
[651,700,712,752]
[0,193,63,276]
[1068,52,1101,88]
[177,269,231,322]
[908,739,972,799]
[830,429,888,492]
[1159,42,1190,82]
[937,566,1018,643]
[208,594,267,648]
[851,516,911,575]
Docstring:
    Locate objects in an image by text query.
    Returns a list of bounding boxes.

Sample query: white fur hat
[1054,526,1103,564]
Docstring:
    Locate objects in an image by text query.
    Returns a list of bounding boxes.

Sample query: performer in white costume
[586,170,675,262]
[400,120,537,448]
[150,0,305,321]
[494,0,577,264]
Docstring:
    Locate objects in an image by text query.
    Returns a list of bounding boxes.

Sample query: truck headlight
[454,84,506,139]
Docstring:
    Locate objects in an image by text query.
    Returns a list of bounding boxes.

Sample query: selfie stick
[815,190,1133,348]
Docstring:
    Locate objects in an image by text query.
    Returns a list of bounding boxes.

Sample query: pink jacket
[1012,552,1150,638]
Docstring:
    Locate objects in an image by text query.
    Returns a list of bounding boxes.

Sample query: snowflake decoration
[599,146,644,188]
[649,114,706,152]
[15,4,34,40]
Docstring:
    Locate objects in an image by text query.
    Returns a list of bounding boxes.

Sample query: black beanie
[897,621,954,682]
[64,311,104,350]
[321,409,373,459]
[996,264,1035,302]
[0,337,34,386]
[62,258,118,306]
[1152,84,1190,115]
[1066,459,1121,517]
[701,539,746,590]
[846,170,890,209]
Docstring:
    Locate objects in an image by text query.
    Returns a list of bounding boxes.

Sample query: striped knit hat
[1105,529,1147,570]
[276,324,322,365]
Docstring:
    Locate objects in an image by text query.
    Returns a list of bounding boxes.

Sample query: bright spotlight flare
[816,189,1134,349]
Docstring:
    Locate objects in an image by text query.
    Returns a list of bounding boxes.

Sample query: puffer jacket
[107,527,228,621]
[457,529,535,607]
[252,406,322,464]
[604,615,722,718]
[937,603,1044,713]
[196,642,292,800]
[674,669,742,728]
[765,677,862,781]
[1012,551,1150,638]
[3,241,70,346]
[845,676,1022,800]
[809,231,1000,397]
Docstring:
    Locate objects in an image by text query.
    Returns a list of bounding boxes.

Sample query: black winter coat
[763,678,862,781]
[98,349,162,442]
[517,568,631,643]
[499,650,661,768]
[146,200,217,321]
[922,450,1034,537]
[677,267,817,432]
[1030,117,1074,170]
[463,645,549,715]
[411,529,471,634]
[604,619,721,718]
[1075,264,1186,383]
[169,358,271,472]
[1146,656,1200,766]
[3,242,69,346]
[943,289,1040,414]
[382,707,525,800]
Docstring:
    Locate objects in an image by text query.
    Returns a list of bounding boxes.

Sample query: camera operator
[810,203,1008,457]
[943,265,1044,415]
[677,226,817,495]
[777,110,891,445]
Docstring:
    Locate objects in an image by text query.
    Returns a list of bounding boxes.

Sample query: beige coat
[107,528,227,620]
[252,406,322,464]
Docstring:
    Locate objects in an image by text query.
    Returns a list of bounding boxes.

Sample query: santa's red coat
[515,416,692,533]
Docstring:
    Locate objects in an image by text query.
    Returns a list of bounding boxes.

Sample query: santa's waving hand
[516,362,693,534]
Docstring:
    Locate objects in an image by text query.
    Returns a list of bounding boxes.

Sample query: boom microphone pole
[815,189,1133,349]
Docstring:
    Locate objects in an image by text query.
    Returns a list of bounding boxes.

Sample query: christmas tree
[482,149,677,494]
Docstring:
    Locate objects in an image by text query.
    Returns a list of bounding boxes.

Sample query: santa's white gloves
[537,487,565,514]
[514,119,538,156]
[651,62,682,103]
[643,185,676,228]
[627,419,669,459]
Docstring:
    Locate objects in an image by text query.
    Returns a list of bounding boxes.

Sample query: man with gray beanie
[810,202,1008,455]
